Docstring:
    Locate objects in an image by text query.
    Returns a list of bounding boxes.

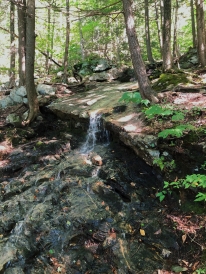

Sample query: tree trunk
[63,0,70,83]
[154,0,163,58]
[78,12,86,60]
[162,0,172,71]
[17,0,26,86]
[46,5,51,74]
[191,0,196,48]
[122,0,158,103]
[24,0,39,125]
[173,0,180,59]
[145,0,154,63]
[195,0,206,66]
[9,1,16,88]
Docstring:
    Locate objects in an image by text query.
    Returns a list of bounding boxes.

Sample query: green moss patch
[152,72,189,91]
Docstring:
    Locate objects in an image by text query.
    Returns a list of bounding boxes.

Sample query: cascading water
[80,112,109,154]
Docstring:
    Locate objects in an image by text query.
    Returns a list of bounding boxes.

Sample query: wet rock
[91,155,102,166]
[4,267,24,274]
[0,242,17,271]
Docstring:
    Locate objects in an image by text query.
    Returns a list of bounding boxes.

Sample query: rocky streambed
[0,80,206,273]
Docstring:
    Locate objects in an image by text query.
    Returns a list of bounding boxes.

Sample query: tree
[154,0,163,58]
[162,0,172,71]
[195,0,206,66]
[145,0,154,63]
[190,0,196,48]
[63,0,70,83]
[172,0,180,60]
[9,1,16,88]
[17,0,26,86]
[122,0,158,103]
[24,0,39,124]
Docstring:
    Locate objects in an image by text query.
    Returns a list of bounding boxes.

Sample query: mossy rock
[181,200,206,214]
[153,72,189,91]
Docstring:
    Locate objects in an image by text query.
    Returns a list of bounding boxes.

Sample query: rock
[0,243,17,271]
[89,68,120,82]
[74,58,114,76]
[4,267,24,274]
[92,59,112,72]
[92,155,103,166]
[9,90,23,103]
[117,67,136,82]
[36,84,56,95]
[179,47,198,68]
[0,96,14,108]
[15,86,27,97]
[6,113,22,127]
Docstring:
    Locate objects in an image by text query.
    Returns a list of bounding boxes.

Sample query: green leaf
[194,192,206,202]
[172,112,185,121]
[172,265,188,272]
[145,105,163,118]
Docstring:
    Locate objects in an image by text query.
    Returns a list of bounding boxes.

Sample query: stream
[0,113,194,274]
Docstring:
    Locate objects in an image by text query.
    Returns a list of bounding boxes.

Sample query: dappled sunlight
[123,124,138,132]
[117,113,135,122]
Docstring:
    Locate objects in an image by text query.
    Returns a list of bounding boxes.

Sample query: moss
[153,72,189,91]
[181,200,206,214]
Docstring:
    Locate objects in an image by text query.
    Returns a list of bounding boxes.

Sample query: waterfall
[80,112,109,154]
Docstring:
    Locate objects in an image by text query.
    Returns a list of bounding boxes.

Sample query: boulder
[15,86,27,97]
[36,84,56,95]
[74,58,114,76]
[0,96,14,108]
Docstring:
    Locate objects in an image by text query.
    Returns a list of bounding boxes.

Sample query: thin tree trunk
[46,5,51,74]
[17,0,26,86]
[122,0,158,103]
[63,0,70,83]
[191,0,196,48]
[50,10,55,62]
[25,0,39,125]
[162,0,172,71]
[9,1,16,88]
[195,0,206,66]
[155,0,163,58]
[173,0,179,59]
[145,0,154,63]
[78,12,86,60]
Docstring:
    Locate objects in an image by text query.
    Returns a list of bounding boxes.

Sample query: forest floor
[0,73,206,273]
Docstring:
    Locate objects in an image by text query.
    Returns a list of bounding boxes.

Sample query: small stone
[91,155,102,166]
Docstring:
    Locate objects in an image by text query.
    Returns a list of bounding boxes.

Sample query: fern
[158,124,194,138]
[172,111,185,121]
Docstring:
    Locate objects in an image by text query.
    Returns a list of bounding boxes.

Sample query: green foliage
[158,124,194,139]
[144,105,185,121]
[195,268,206,274]
[156,174,206,203]
[153,156,176,172]
[144,105,173,119]
[119,92,150,106]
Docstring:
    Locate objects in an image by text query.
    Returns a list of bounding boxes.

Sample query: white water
[80,112,109,154]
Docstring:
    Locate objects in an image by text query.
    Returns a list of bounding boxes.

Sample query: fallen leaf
[140,229,145,236]
[154,228,162,235]
[162,249,171,257]
[192,261,200,270]
[172,265,188,272]
[181,260,189,266]
[182,234,187,243]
